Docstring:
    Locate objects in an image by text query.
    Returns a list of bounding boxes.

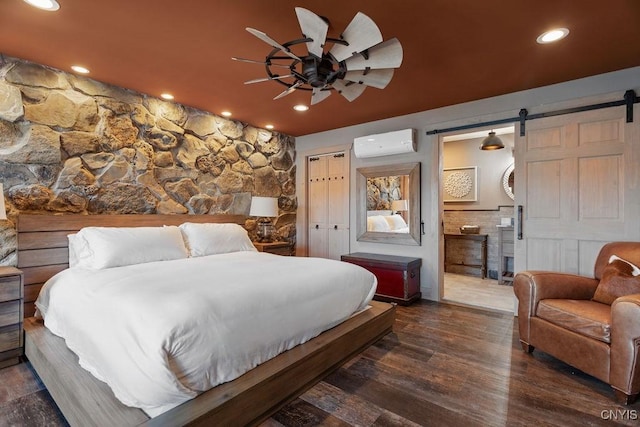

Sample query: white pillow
[67,233,91,268]
[179,222,257,257]
[75,226,189,269]
[367,215,391,232]
[384,214,408,231]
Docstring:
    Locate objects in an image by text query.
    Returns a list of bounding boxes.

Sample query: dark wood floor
[1,301,638,426]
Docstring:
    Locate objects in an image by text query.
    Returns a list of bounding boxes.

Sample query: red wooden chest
[341,252,421,305]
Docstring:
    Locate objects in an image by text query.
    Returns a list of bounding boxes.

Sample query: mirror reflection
[502,163,514,200]
[366,175,411,233]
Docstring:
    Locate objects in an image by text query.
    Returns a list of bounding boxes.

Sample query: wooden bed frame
[17,214,395,427]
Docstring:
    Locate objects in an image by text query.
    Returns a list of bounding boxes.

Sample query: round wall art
[443,166,477,202]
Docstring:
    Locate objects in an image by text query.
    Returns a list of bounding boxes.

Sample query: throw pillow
[592,256,640,305]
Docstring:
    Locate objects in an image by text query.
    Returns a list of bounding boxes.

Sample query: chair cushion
[536,299,611,343]
[592,257,640,305]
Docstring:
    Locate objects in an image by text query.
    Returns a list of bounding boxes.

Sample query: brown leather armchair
[514,242,640,404]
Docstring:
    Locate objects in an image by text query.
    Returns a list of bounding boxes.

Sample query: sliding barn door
[514,104,640,275]
[307,152,349,260]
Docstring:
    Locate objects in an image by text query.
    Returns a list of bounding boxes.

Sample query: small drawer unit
[341,252,421,305]
[0,267,24,369]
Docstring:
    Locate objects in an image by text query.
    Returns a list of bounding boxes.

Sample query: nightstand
[0,266,23,369]
[253,241,293,256]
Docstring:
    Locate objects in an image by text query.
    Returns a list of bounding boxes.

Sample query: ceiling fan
[233,7,403,105]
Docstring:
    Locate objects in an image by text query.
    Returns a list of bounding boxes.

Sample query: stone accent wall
[0,58,296,266]
[443,206,514,279]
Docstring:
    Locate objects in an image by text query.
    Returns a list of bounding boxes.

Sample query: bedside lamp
[0,183,7,220]
[391,199,408,215]
[250,196,278,242]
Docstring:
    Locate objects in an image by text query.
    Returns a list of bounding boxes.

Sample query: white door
[514,104,640,275]
[308,155,328,258]
[326,153,349,259]
[307,152,350,259]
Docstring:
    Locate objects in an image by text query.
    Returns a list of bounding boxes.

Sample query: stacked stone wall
[0,57,296,266]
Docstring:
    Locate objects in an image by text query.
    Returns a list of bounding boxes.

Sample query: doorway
[440,126,515,312]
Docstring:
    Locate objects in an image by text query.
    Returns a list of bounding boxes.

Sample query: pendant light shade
[480,131,505,150]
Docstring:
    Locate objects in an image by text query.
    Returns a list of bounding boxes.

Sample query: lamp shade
[0,183,6,220]
[391,199,408,212]
[480,131,505,150]
[249,196,278,217]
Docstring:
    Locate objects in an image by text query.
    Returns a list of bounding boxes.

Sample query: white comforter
[36,251,376,417]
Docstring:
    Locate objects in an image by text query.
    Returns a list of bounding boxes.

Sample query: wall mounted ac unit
[353,128,416,158]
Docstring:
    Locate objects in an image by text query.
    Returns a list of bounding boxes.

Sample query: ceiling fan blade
[329,12,383,62]
[295,7,328,58]
[343,69,395,89]
[332,80,366,102]
[311,87,332,105]
[245,74,295,84]
[273,81,303,100]
[246,28,301,61]
[232,57,291,69]
[344,38,403,71]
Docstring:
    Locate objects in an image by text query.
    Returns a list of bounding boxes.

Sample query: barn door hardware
[426,89,638,137]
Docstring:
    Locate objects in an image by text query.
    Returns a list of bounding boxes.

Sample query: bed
[17,214,395,426]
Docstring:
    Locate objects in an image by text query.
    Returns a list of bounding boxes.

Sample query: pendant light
[480,131,505,150]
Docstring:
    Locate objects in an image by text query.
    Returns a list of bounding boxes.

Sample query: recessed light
[221,111,232,117]
[160,93,174,100]
[23,0,60,11]
[265,124,274,130]
[293,104,309,112]
[71,65,90,74]
[536,28,569,44]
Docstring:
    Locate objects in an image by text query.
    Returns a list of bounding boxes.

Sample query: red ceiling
[1,0,639,136]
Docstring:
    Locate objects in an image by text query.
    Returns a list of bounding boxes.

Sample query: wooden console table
[444,234,488,279]
[341,253,421,305]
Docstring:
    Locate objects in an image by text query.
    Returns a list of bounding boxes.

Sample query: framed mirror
[502,163,514,200]
[356,162,421,245]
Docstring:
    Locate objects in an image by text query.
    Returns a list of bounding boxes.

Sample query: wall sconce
[0,183,7,220]
[249,196,278,242]
[480,131,505,150]
[391,199,408,214]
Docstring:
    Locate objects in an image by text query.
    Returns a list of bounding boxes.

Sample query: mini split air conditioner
[353,128,416,158]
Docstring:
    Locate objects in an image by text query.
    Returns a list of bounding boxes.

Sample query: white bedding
[36,251,376,417]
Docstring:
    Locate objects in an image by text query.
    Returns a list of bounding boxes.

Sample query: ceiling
[1,1,639,137]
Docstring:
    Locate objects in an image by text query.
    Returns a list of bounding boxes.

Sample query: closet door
[326,153,349,259]
[308,155,328,258]
[307,152,350,259]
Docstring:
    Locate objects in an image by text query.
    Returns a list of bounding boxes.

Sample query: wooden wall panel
[578,119,621,145]
[579,155,622,220]
[527,160,561,219]
[526,238,562,271]
[527,127,563,150]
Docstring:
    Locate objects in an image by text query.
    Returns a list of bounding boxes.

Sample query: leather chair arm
[514,271,599,345]
[514,271,599,314]
[610,294,640,396]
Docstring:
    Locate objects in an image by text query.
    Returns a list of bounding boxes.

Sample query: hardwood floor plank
[299,382,383,426]
[324,368,475,427]
[371,410,424,427]
[271,398,351,427]
[3,300,640,426]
